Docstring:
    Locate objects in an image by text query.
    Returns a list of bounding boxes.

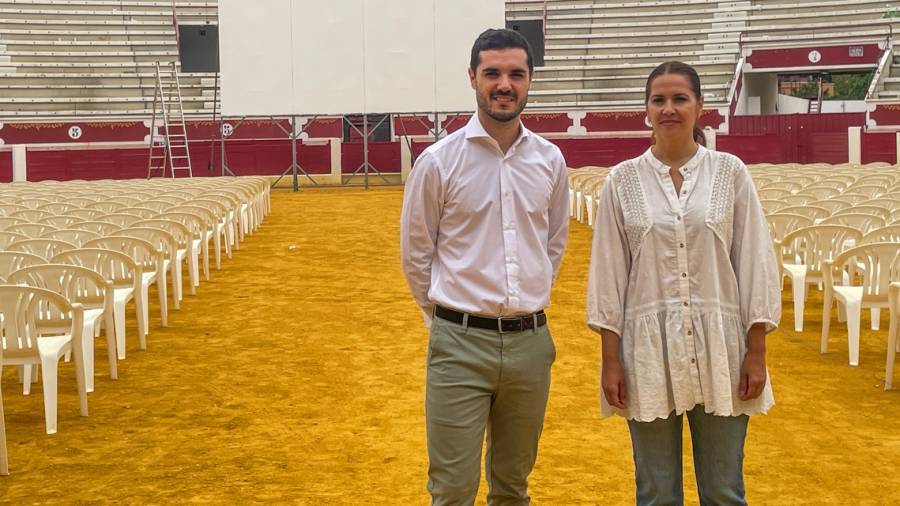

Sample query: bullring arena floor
[2,188,898,505]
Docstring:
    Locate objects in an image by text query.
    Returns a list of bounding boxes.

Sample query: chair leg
[821,290,833,354]
[189,248,200,293]
[39,357,58,435]
[792,274,807,332]
[82,320,96,394]
[105,309,118,380]
[0,381,8,476]
[114,299,127,360]
[871,308,881,331]
[22,365,32,396]
[846,299,862,366]
[886,313,897,390]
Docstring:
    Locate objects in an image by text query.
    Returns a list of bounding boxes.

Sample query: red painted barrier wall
[861,132,897,164]
[718,135,789,164]
[341,141,401,174]
[730,113,862,163]
[0,151,12,183]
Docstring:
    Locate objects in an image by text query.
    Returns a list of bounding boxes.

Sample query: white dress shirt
[588,146,781,422]
[401,114,569,326]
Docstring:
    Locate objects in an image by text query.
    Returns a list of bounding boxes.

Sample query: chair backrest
[39,229,103,248]
[766,213,814,241]
[85,201,127,214]
[8,209,54,222]
[799,185,842,200]
[153,212,206,239]
[83,236,161,274]
[36,203,76,215]
[827,242,900,301]
[845,184,884,198]
[4,223,59,238]
[757,188,792,200]
[759,199,786,215]
[781,194,815,206]
[0,252,46,283]
[861,198,898,210]
[838,205,892,219]
[837,193,870,205]
[115,227,178,262]
[16,198,54,210]
[51,248,140,289]
[95,213,143,228]
[776,205,830,221]
[62,197,100,209]
[167,205,218,230]
[136,201,171,213]
[820,214,887,234]
[0,216,30,232]
[116,207,158,219]
[0,285,83,357]
[779,225,864,274]
[0,204,29,216]
[66,221,122,237]
[6,239,78,261]
[8,264,111,315]
[808,199,853,215]
[37,215,84,229]
[0,231,29,250]
[63,208,106,221]
[861,225,900,244]
[132,220,192,248]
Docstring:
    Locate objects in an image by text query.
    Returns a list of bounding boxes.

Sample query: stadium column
[329,138,342,185]
[848,127,861,164]
[12,145,27,182]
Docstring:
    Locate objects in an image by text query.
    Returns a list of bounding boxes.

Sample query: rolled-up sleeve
[400,151,443,327]
[587,175,631,337]
[730,163,781,333]
[547,152,570,284]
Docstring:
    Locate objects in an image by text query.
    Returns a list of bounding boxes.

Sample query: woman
[587,61,781,505]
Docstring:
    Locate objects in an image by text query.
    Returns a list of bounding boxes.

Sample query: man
[400,28,569,506]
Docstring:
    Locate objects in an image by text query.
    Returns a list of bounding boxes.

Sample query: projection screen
[219,0,505,116]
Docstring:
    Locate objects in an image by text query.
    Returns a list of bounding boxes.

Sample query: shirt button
[683,301,689,307]
[676,215,682,221]
[682,273,687,278]
[691,358,696,364]
[679,243,685,248]
[687,330,693,336]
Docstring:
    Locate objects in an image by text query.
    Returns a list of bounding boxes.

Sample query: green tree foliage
[827,72,873,100]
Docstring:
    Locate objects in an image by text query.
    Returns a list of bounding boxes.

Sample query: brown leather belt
[434,305,547,333]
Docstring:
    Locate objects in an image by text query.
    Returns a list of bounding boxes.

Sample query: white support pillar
[848,127,862,164]
[703,128,717,151]
[12,145,27,182]
[329,137,342,184]
[400,136,412,183]
[895,132,900,165]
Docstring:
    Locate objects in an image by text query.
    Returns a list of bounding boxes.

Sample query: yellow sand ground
[1,188,898,505]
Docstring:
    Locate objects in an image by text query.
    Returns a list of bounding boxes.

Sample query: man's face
[468,48,531,123]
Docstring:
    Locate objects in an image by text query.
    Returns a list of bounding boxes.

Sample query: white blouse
[587,145,781,422]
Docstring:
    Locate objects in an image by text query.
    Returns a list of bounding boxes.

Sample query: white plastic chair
[821,243,900,366]
[8,265,117,393]
[0,285,88,434]
[0,252,46,283]
[0,333,7,475]
[886,282,900,390]
[52,248,144,360]
[777,225,862,331]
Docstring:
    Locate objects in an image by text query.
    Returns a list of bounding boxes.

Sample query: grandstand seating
[0,0,218,117]
[3,1,900,116]
[507,0,900,107]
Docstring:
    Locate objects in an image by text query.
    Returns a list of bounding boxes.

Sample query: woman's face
[646,73,704,143]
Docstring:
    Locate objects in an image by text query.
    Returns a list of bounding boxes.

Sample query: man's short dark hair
[469,28,534,73]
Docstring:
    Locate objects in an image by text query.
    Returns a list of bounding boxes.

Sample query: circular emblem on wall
[808,50,822,64]
[221,123,234,137]
[68,125,83,140]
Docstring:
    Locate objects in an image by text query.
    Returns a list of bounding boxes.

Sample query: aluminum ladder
[148,61,193,178]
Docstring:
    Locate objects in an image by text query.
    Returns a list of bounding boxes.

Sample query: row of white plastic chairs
[0,176,271,476]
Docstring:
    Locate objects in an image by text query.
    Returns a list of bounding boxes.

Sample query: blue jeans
[627,406,749,506]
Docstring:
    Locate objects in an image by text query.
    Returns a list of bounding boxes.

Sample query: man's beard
[478,91,528,123]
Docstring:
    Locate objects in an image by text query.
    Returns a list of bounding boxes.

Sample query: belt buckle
[498,316,522,333]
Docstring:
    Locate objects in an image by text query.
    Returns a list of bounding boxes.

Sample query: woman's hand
[602,358,628,409]
[600,329,627,409]
[739,323,768,401]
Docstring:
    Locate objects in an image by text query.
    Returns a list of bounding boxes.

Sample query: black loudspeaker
[178,24,219,73]
[506,20,545,67]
